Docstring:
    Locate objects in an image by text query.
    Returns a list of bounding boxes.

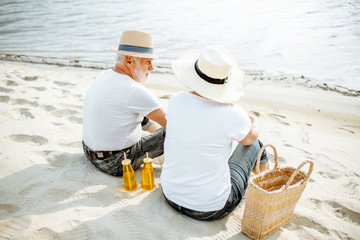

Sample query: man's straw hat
[112,30,157,59]
[172,45,246,104]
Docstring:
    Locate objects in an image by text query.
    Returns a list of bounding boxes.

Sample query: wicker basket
[241,144,313,240]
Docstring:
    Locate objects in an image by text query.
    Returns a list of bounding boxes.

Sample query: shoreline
[1,60,360,239]
[1,53,359,97]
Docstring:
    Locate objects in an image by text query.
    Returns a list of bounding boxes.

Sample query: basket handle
[255,144,279,175]
[284,160,314,189]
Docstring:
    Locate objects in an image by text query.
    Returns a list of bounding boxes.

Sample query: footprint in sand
[51,109,78,118]
[45,153,87,173]
[210,211,242,239]
[11,98,39,107]
[159,95,171,99]
[6,134,48,145]
[15,183,44,211]
[344,178,359,189]
[59,222,90,240]
[305,198,360,239]
[45,152,74,168]
[60,89,71,95]
[331,202,360,225]
[58,141,83,149]
[0,87,14,93]
[54,81,75,87]
[50,108,82,124]
[309,198,360,225]
[40,104,57,112]
[42,187,73,204]
[21,76,38,81]
[32,86,47,91]
[0,204,19,217]
[93,187,129,209]
[113,210,145,239]
[93,230,116,239]
[20,227,60,240]
[69,116,82,124]
[286,214,330,236]
[59,185,124,208]
[0,95,10,103]
[74,93,84,100]
[268,113,290,126]
[58,103,82,110]
[318,170,342,179]
[6,80,19,86]
[2,108,35,120]
[0,216,31,239]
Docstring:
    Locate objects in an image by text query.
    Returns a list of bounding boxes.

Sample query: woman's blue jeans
[163,139,268,221]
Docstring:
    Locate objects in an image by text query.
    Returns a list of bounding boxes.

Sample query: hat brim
[112,48,158,59]
[172,49,246,104]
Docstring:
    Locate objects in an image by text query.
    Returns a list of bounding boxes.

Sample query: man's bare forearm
[239,114,259,145]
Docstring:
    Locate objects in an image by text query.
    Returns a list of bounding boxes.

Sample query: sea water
[0,0,359,90]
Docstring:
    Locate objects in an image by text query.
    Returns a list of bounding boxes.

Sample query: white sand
[0,61,359,239]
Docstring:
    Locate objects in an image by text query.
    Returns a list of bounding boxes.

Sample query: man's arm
[239,114,259,146]
[146,107,167,129]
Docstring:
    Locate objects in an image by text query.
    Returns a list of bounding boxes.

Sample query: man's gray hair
[114,54,140,66]
[114,54,125,65]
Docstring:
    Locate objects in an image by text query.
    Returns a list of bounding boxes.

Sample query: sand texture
[0,61,359,239]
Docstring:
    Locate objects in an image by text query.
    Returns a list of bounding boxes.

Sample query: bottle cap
[121,159,131,165]
[143,158,152,163]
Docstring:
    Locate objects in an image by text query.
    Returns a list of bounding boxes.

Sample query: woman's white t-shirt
[161,91,251,211]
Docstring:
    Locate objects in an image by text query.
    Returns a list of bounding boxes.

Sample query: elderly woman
[161,45,269,220]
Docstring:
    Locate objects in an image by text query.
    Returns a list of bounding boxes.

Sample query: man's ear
[125,56,134,67]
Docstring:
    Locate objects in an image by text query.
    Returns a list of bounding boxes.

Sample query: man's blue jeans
[163,139,268,221]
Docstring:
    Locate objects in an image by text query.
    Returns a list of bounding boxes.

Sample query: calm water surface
[0,0,359,90]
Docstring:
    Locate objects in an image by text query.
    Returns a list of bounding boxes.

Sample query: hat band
[194,60,228,85]
[118,44,153,54]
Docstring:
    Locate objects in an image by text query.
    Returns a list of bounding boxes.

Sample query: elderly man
[161,45,269,220]
[82,30,166,176]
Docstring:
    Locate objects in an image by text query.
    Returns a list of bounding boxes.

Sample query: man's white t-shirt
[160,91,251,211]
[82,69,160,151]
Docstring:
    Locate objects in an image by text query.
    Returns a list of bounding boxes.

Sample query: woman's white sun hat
[172,45,246,104]
[112,30,158,59]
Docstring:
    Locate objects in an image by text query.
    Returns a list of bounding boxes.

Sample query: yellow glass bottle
[121,158,138,191]
[141,154,154,191]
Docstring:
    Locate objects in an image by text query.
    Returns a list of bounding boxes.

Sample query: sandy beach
[0,59,359,239]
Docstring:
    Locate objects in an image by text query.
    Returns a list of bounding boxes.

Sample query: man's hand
[145,121,162,133]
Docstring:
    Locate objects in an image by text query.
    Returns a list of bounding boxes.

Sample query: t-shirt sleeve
[126,84,161,117]
[231,105,252,142]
